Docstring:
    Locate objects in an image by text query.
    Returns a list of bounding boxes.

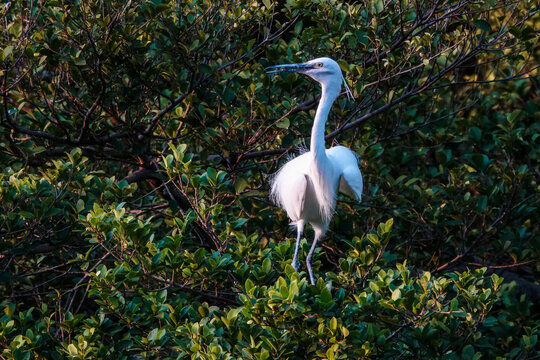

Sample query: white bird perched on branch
[266,57,363,285]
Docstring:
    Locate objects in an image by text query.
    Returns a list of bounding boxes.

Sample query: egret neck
[309,81,341,223]
[310,82,340,160]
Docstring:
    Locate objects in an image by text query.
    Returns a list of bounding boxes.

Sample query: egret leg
[306,228,324,285]
[292,221,304,272]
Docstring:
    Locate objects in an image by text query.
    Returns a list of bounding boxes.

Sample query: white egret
[266,57,363,285]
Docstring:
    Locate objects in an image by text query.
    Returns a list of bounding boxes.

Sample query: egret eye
[316,62,323,68]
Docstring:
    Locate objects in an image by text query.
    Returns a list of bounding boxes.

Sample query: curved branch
[123,162,222,250]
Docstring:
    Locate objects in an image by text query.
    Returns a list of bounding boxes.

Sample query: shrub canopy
[0,0,538,358]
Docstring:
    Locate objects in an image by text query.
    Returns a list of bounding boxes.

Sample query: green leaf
[326,348,335,360]
[509,110,522,122]
[329,317,337,331]
[222,88,236,104]
[320,287,332,304]
[476,196,488,212]
[473,20,492,32]
[234,177,249,193]
[198,63,212,75]
[245,279,254,294]
[67,344,78,356]
[276,117,290,129]
[384,218,394,232]
[148,328,159,342]
[1,45,14,60]
[374,0,383,13]
[262,257,271,273]
[467,153,490,171]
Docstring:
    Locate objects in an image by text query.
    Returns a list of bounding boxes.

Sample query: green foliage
[0,0,538,358]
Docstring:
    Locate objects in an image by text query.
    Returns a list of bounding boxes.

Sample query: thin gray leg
[292,221,304,272]
[306,228,323,285]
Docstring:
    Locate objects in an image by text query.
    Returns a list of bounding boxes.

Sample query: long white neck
[309,81,340,224]
[310,83,338,159]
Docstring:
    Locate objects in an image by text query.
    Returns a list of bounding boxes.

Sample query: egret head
[266,57,353,99]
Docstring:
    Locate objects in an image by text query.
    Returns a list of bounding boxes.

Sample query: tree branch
[123,162,222,250]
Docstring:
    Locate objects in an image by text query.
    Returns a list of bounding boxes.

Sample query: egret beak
[265,62,315,74]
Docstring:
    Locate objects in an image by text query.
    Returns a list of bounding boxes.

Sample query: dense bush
[0,0,538,358]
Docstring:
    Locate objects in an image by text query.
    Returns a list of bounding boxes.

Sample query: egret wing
[270,154,310,222]
[326,146,363,201]
[339,166,363,200]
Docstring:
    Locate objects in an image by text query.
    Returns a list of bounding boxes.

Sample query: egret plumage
[266,57,363,285]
